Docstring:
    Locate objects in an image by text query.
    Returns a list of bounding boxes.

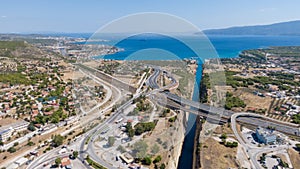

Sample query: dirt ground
[213,124,234,135]
[232,87,273,111]
[200,137,239,169]
[288,148,300,169]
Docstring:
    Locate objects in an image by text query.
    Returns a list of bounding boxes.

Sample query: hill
[203,20,300,36]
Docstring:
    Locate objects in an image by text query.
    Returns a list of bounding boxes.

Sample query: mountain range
[203,20,300,36]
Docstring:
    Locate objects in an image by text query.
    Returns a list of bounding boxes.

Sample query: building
[61,156,72,169]
[11,121,29,132]
[255,127,277,144]
[119,152,134,164]
[0,121,29,142]
[0,128,13,142]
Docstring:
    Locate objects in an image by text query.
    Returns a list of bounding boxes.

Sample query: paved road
[231,113,291,169]
[147,68,300,137]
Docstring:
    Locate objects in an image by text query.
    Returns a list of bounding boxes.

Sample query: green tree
[142,156,152,165]
[153,155,162,164]
[220,133,227,140]
[7,147,16,153]
[72,151,79,159]
[52,135,64,147]
[28,123,36,131]
[55,157,61,166]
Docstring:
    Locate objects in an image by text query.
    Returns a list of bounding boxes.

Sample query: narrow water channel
[178,63,202,169]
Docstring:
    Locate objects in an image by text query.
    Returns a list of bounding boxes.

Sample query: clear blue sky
[0,0,299,33]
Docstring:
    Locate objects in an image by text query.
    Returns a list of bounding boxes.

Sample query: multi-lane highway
[147,68,300,137]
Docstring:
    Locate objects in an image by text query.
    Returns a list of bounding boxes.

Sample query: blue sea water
[87,34,300,61]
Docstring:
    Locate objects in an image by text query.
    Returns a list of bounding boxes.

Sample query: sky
[0,0,300,33]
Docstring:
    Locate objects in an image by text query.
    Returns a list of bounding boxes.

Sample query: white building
[0,128,13,142]
[0,121,29,142]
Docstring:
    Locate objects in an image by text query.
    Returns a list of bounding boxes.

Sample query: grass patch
[86,156,107,169]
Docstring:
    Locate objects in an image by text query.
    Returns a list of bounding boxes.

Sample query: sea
[68,33,300,168]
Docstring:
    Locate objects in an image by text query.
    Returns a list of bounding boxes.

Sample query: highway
[27,65,299,169]
[147,68,300,137]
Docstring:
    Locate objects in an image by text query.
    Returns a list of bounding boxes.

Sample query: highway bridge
[148,68,300,137]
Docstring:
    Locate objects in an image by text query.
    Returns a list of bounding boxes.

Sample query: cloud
[259,8,277,12]
[1,16,7,18]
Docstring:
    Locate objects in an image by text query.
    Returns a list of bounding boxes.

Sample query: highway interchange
[26,65,300,169]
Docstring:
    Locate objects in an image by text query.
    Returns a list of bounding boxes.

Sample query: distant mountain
[203,20,300,36]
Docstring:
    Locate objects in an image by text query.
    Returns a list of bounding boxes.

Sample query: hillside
[203,20,300,36]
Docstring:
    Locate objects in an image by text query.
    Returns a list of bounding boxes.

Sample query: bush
[225,141,238,148]
[142,156,152,165]
[134,122,156,135]
[52,135,64,147]
[153,155,162,163]
[220,133,227,139]
[168,116,177,123]
[7,147,16,153]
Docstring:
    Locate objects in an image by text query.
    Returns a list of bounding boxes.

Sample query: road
[147,68,300,137]
[231,112,291,169]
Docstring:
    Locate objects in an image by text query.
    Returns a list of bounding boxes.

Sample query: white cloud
[1,16,7,18]
[259,8,277,12]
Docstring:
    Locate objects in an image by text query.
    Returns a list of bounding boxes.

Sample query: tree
[107,136,115,147]
[13,142,19,147]
[296,143,300,151]
[7,147,16,153]
[220,133,227,140]
[52,135,64,147]
[153,155,162,163]
[117,145,126,153]
[142,156,152,165]
[160,163,166,169]
[55,157,61,166]
[28,123,36,131]
[72,151,79,159]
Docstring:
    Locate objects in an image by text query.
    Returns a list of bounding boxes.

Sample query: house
[61,156,72,169]
[119,152,134,164]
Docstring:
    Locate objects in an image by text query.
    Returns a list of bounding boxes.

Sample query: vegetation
[117,145,126,153]
[168,116,177,123]
[295,143,300,151]
[224,141,238,148]
[133,140,148,158]
[86,155,107,169]
[134,122,156,135]
[27,123,36,131]
[291,114,300,124]
[52,135,64,147]
[225,92,246,110]
[107,136,115,147]
[0,73,29,85]
[142,156,152,165]
[7,147,16,153]
[151,143,160,155]
[0,41,27,50]
[125,122,135,138]
[153,155,162,163]
[220,133,227,140]
[55,157,61,166]
[72,151,79,159]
